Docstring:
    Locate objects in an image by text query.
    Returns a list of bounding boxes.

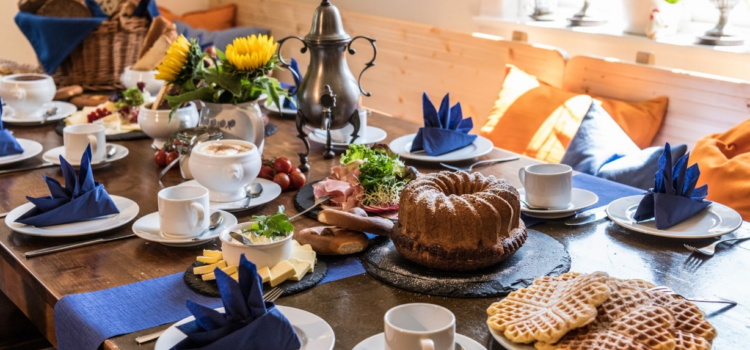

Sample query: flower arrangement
[154,34,289,117]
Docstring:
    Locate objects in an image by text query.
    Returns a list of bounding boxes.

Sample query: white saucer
[4,195,139,237]
[519,188,599,219]
[1,101,77,125]
[177,178,282,212]
[308,126,387,148]
[607,195,743,239]
[388,133,494,163]
[42,144,129,166]
[0,139,43,166]
[489,327,535,350]
[264,96,297,115]
[354,333,486,350]
[155,306,335,350]
[132,210,237,247]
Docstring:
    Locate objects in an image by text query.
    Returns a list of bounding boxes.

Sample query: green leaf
[203,68,243,97]
[165,86,215,119]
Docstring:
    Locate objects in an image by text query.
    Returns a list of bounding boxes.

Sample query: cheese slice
[193,260,227,275]
[202,250,223,259]
[201,265,239,281]
[293,243,314,252]
[288,258,311,282]
[229,272,239,281]
[291,250,316,272]
[269,260,296,287]
[196,256,221,264]
[292,240,300,247]
[257,266,271,284]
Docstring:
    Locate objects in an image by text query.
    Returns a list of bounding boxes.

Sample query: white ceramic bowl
[0,74,56,118]
[189,140,262,202]
[120,66,164,96]
[138,102,200,149]
[220,222,293,267]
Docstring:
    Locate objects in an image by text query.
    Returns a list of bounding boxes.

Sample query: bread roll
[69,94,110,109]
[18,0,48,14]
[38,0,91,17]
[138,17,174,59]
[318,208,393,236]
[296,226,369,255]
[54,85,83,101]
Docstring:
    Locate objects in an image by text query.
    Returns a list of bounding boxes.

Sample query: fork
[684,234,750,256]
[289,195,330,221]
[439,156,519,172]
[648,286,737,306]
[134,288,284,344]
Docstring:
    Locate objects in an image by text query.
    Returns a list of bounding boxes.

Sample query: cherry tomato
[154,150,167,167]
[273,157,293,174]
[166,151,179,165]
[291,166,301,174]
[273,172,290,190]
[289,171,306,189]
[259,165,275,180]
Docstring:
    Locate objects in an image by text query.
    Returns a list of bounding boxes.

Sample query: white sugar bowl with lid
[189,140,261,202]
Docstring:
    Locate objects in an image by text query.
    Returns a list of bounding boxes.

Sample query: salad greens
[341,144,414,208]
[243,206,294,238]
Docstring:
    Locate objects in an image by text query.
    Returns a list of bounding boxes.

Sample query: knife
[564,206,608,226]
[24,233,136,258]
[0,162,55,175]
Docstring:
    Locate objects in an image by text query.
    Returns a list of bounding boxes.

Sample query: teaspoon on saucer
[191,212,224,241]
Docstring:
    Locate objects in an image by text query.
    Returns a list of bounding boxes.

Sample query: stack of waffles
[487,272,717,350]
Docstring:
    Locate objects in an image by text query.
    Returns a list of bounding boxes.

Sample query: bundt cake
[392,171,527,271]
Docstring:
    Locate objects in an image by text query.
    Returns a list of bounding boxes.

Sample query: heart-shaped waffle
[486,272,611,344]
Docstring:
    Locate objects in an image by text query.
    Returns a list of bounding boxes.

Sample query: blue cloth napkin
[15,0,158,74]
[410,92,477,156]
[0,101,24,157]
[173,255,301,350]
[634,143,710,229]
[282,58,301,110]
[15,145,119,227]
[174,20,269,51]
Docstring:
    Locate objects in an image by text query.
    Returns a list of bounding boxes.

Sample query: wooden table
[0,112,748,350]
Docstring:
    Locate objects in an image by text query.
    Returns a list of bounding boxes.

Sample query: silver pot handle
[277,36,309,73]
[347,36,377,97]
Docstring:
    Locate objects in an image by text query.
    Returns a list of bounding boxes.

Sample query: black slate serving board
[184,261,327,298]
[293,180,323,220]
[360,229,571,298]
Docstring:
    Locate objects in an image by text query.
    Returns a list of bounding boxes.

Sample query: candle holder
[697,0,744,46]
[568,0,607,26]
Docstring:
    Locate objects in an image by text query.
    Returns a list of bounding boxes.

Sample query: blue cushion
[561,100,687,190]
[174,20,270,51]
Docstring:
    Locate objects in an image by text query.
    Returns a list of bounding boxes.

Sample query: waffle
[486,272,611,344]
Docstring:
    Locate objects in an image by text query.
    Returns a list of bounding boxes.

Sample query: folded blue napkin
[174,20,268,51]
[0,101,24,157]
[173,255,301,350]
[634,143,710,229]
[281,58,301,110]
[15,145,119,227]
[15,0,158,74]
[410,92,477,156]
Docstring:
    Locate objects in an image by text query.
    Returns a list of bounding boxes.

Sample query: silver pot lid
[305,0,351,44]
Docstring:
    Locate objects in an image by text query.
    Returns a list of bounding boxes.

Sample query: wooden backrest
[210,0,567,128]
[563,56,750,147]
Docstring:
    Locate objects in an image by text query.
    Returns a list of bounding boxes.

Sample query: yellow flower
[155,35,191,82]
[225,35,278,72]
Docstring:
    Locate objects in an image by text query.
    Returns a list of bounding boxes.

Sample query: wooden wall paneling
[563,56,750,147]
[211,0,567,128]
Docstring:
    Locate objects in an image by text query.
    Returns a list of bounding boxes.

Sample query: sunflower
[225,35,278,72]
[155,35,192,83]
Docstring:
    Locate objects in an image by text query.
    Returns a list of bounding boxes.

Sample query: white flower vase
[622,0,682,36]
[200,101,265,155]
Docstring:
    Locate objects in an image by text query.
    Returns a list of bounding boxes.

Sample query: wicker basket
[52,15,149,91]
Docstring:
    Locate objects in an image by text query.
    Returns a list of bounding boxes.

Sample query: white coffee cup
[158,186,210,239]
[518,163,572,209]
[189,140,261,202]
[63,124,106,162]
[0,74,56,118]
[384,303,456,350]
[328,109,368,143]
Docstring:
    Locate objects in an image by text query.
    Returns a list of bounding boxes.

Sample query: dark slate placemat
[360,229,571,298]
[293,180,322,220]
[55,120,148,141]
[184,261,328,298]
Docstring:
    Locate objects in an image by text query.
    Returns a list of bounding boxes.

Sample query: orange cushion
[689,119,750,220]
[157,4,236,31]
[480,65,669,163]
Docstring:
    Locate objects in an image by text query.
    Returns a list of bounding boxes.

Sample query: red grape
[273,157,293,174]
[273,173,290,190]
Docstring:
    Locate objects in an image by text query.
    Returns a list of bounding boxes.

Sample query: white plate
[2,101,77,125]
[308,126,387,148]
[606,195,743,239]
[42,144,129,166]
[155,306,335,350]
[4,195,139,237]
[132,210,237,247]
[489,327,536,350]
[388,133,494,163]
[354,332,486,350]
[0,138,43,166]
[264,96,297,115]
[519,188,599,219]
[178,179,282,212]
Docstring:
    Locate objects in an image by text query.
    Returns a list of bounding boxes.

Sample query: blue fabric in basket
[0,102,25,157]
[521,173,645,227]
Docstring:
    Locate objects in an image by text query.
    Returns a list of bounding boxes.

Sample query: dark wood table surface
[0,112,748,350]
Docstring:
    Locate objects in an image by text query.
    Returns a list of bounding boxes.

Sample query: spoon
[191,212,224,241]
[106,144,117,159]
[40,106,57,124]
[229,231,254,246]
[241,183,264,209]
